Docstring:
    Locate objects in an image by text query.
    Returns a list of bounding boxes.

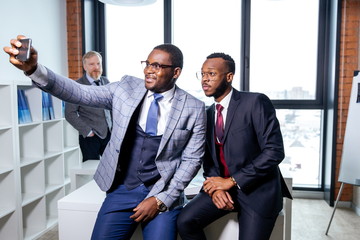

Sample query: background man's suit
[65,75,111,161]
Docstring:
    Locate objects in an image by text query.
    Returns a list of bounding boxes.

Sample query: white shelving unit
[0,80,80,240]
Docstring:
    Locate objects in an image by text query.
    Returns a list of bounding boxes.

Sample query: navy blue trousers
[91,184,181,240]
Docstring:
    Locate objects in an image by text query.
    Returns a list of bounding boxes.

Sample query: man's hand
[3,35,38,74]
[203,176,235,196]
[130,197,159,222]
[211,190,234,211]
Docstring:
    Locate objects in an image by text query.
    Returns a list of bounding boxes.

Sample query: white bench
[58,177,292,240]
[204,177,292,240]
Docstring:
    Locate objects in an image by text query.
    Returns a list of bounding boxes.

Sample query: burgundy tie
[215,104,224,142]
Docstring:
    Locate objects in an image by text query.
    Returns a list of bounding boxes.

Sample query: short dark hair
[154,44,183,69]
[207,52,235,74]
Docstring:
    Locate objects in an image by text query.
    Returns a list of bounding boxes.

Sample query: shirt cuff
[25,64,48,87]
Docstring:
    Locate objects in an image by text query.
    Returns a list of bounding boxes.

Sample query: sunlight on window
[250,0,319,100]
[173,0,241,106]
[105,1,164,82]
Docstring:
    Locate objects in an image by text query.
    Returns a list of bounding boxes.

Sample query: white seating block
[59,175,292,240]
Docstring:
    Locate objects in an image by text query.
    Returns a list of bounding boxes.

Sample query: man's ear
[173,67,182,80]
[226,72,234,83]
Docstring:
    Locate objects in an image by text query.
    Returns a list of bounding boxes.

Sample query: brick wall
[66,0,83,80]
[336,0,360,201]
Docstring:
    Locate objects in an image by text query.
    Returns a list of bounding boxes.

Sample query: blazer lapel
[157,87,186,157]
[81,75,91,85]
[207,104,218,164]
[223,90,241,143]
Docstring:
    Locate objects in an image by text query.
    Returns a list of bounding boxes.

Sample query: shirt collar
[86,73,98,84]
[215,88,233,109]
[146,85,175,103]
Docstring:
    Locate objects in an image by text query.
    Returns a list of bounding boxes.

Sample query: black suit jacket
[203,89,292,218]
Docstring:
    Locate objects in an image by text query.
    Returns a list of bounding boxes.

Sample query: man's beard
[90,71,102,80]
[211,79,229,100]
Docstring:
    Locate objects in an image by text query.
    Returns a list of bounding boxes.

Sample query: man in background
[65,51,112,161]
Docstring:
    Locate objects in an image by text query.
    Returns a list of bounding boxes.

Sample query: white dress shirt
[138,86,175,136]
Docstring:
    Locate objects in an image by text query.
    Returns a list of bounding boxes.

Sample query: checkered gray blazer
[33,65,206,209]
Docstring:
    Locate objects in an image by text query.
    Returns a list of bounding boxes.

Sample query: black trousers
[177,191,278,240]
[79,130,110,161]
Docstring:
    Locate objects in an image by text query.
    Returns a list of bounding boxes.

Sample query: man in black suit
[65,51,111,161]
[177,53,292,240]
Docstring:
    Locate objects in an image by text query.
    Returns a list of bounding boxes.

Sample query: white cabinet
[0,80,80,240]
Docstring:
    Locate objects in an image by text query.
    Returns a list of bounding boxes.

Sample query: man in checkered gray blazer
[4,38,206,240]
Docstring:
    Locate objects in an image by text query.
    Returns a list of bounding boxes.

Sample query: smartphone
[17,38,32,62]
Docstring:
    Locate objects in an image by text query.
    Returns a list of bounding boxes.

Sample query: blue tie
[145,93,163,136]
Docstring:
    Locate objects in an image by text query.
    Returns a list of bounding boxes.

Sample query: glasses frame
[141,61,176,71]
[196,71,231,81]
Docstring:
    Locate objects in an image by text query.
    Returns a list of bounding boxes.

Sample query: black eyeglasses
[196,71,231,81]
[141,61,176,71]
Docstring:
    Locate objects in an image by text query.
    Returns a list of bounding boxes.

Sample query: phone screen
[17,38,32,62]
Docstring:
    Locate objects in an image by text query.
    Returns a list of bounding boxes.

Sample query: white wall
[0,0,68,82]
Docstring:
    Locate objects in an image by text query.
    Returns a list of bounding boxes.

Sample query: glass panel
[278,109,322,188]
[173,0,241,106]
[83,0,94,52]
[250,0,319,100]
[105,1,164,82]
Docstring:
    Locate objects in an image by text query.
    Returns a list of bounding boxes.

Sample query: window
[249,0,322,188]
[250,0,319,100]
[277,109,322,188]
[173,0,241,106]
[105,1,164,81]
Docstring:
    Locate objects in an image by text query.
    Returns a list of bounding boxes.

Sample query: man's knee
[177,208,194,232]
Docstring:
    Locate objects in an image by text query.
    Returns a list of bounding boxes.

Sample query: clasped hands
[203,177,235,211]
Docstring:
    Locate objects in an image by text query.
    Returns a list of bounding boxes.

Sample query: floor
[36,198,360,240]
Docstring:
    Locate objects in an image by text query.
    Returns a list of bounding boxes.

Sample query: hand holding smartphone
[16,38,32,62]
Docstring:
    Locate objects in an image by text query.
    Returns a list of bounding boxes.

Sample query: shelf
[22,197,46,240]
[0,84,13,126]
[46,188,64,224]
[0,171,16,218]
[18,124,44,164]
[21,162,45,206]
[50,96,63,120]
[44,155,64,193]
[17,86,42,123]
[20,157,43,168]
[0,212,19,240]
[0,167,14,175]
[0,81,81,240]
[43,120,63,155]
[0,128,14,170]
[63,120,79,148]
[64,148,81,180]
[0,125,12,130]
